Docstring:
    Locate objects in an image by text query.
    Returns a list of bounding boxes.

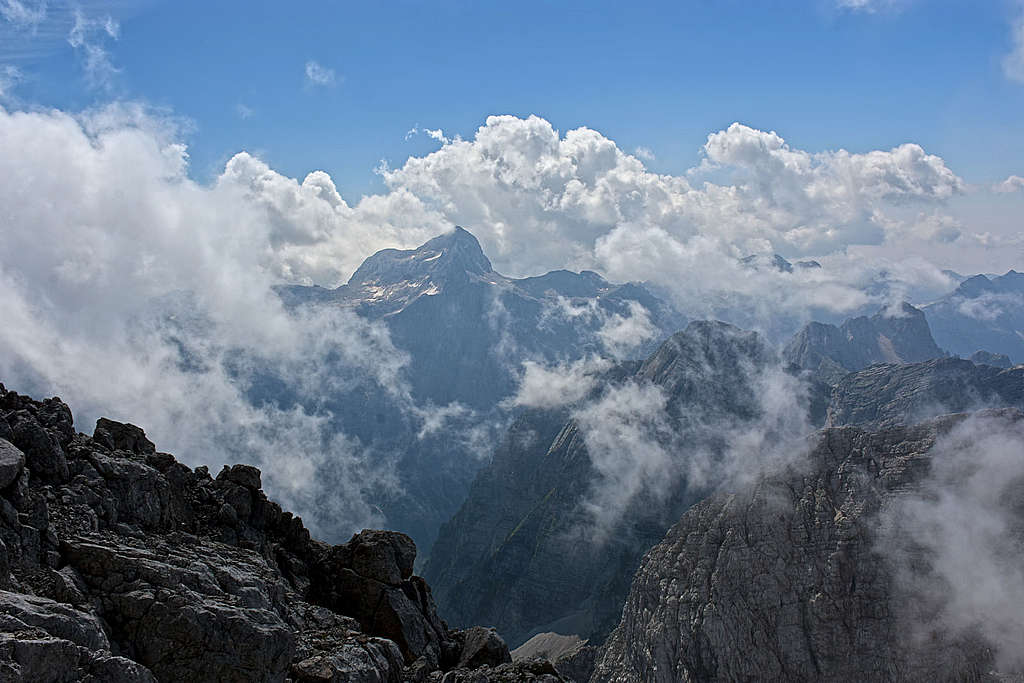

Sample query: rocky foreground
[0,383,566,682]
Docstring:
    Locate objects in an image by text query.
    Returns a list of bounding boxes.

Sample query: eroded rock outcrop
[592,411,1023,682]
[826,357,1024,430]
[0,382,541,682]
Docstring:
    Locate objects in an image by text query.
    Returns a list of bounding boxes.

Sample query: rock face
[592,412,1019,683]
[512,633,596,683]
[826,357,1024,430]
[784,302,945,385]
[970,349,1014,369]
[425,321,807,648]
[924,270,1024,363]
[272,226,685,549]
[0,382,543,682]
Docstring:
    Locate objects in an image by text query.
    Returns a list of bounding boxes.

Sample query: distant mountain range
[427,289,1024,653]
[923,270,1024,364]
[5,226,1024,681]
[274,226,686,549]
[783,302,946,385]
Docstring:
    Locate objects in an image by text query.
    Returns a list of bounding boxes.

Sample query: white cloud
[835,0,906,13]
[0,0,46,29]
[881,413,1024,671]
[1005,5,1024,83]
[304,60,335,87]
[405,124,450,144]
[634,145,655,162]
[572,352,813,542]
[1,101,1017,542]
[995,174,1024,193]
[0,64,21,96]
[595,300,658,358]
[378,115,975,328]
[0,104,435,539]
[509,356,612,410]
[236,103,254,119]
[67,8,119,89]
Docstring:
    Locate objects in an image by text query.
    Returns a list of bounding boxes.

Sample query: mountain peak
[419,226,493,275]
[346,226,493,292]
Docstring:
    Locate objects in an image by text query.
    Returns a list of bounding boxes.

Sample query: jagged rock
[552,645,596,683]
[784,302,946,385]
[0,438,25,489]
[62,534,296,681]
[0,383,519,682]
[591,414,1015,682]
[827,357,1024,430]
[92,418,156,455]
[970,350,1014,368]
[348,529,417,586]
[289,603,403,683]
[454,627,511,668]
[6,409,68,483]
[511,633,594,683]
[427,658,565,682]
[0,589,157,682]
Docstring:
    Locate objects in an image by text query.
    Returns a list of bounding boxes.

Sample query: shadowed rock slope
[0,382,562,682]
[425,321,805,648]
[784,302,945,385]
[592,411,1023,682]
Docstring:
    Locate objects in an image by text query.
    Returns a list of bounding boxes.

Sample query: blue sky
[3,0,1023,198]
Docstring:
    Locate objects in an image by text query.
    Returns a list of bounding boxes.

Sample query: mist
[880,411,1024,671]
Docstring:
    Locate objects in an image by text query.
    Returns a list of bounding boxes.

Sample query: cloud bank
[0,102,1020,538]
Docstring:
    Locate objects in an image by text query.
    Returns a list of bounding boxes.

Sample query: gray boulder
[0,438,25,489]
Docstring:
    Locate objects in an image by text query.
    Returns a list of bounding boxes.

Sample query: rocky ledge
[0,382,561,682]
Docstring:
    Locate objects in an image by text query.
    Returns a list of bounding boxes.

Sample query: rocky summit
[0,382,563,682]
[783,302,945,385]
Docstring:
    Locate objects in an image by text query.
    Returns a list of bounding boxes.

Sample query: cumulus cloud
[634,145,655,162]
[995,174,1024,193]
[538,296,659,359]
[304,60,336,87]
[956,292,1023,322]
[881,412,1024,670]
[376,114,975,330]
[0,104,440,539]
[0,102,1012,538]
